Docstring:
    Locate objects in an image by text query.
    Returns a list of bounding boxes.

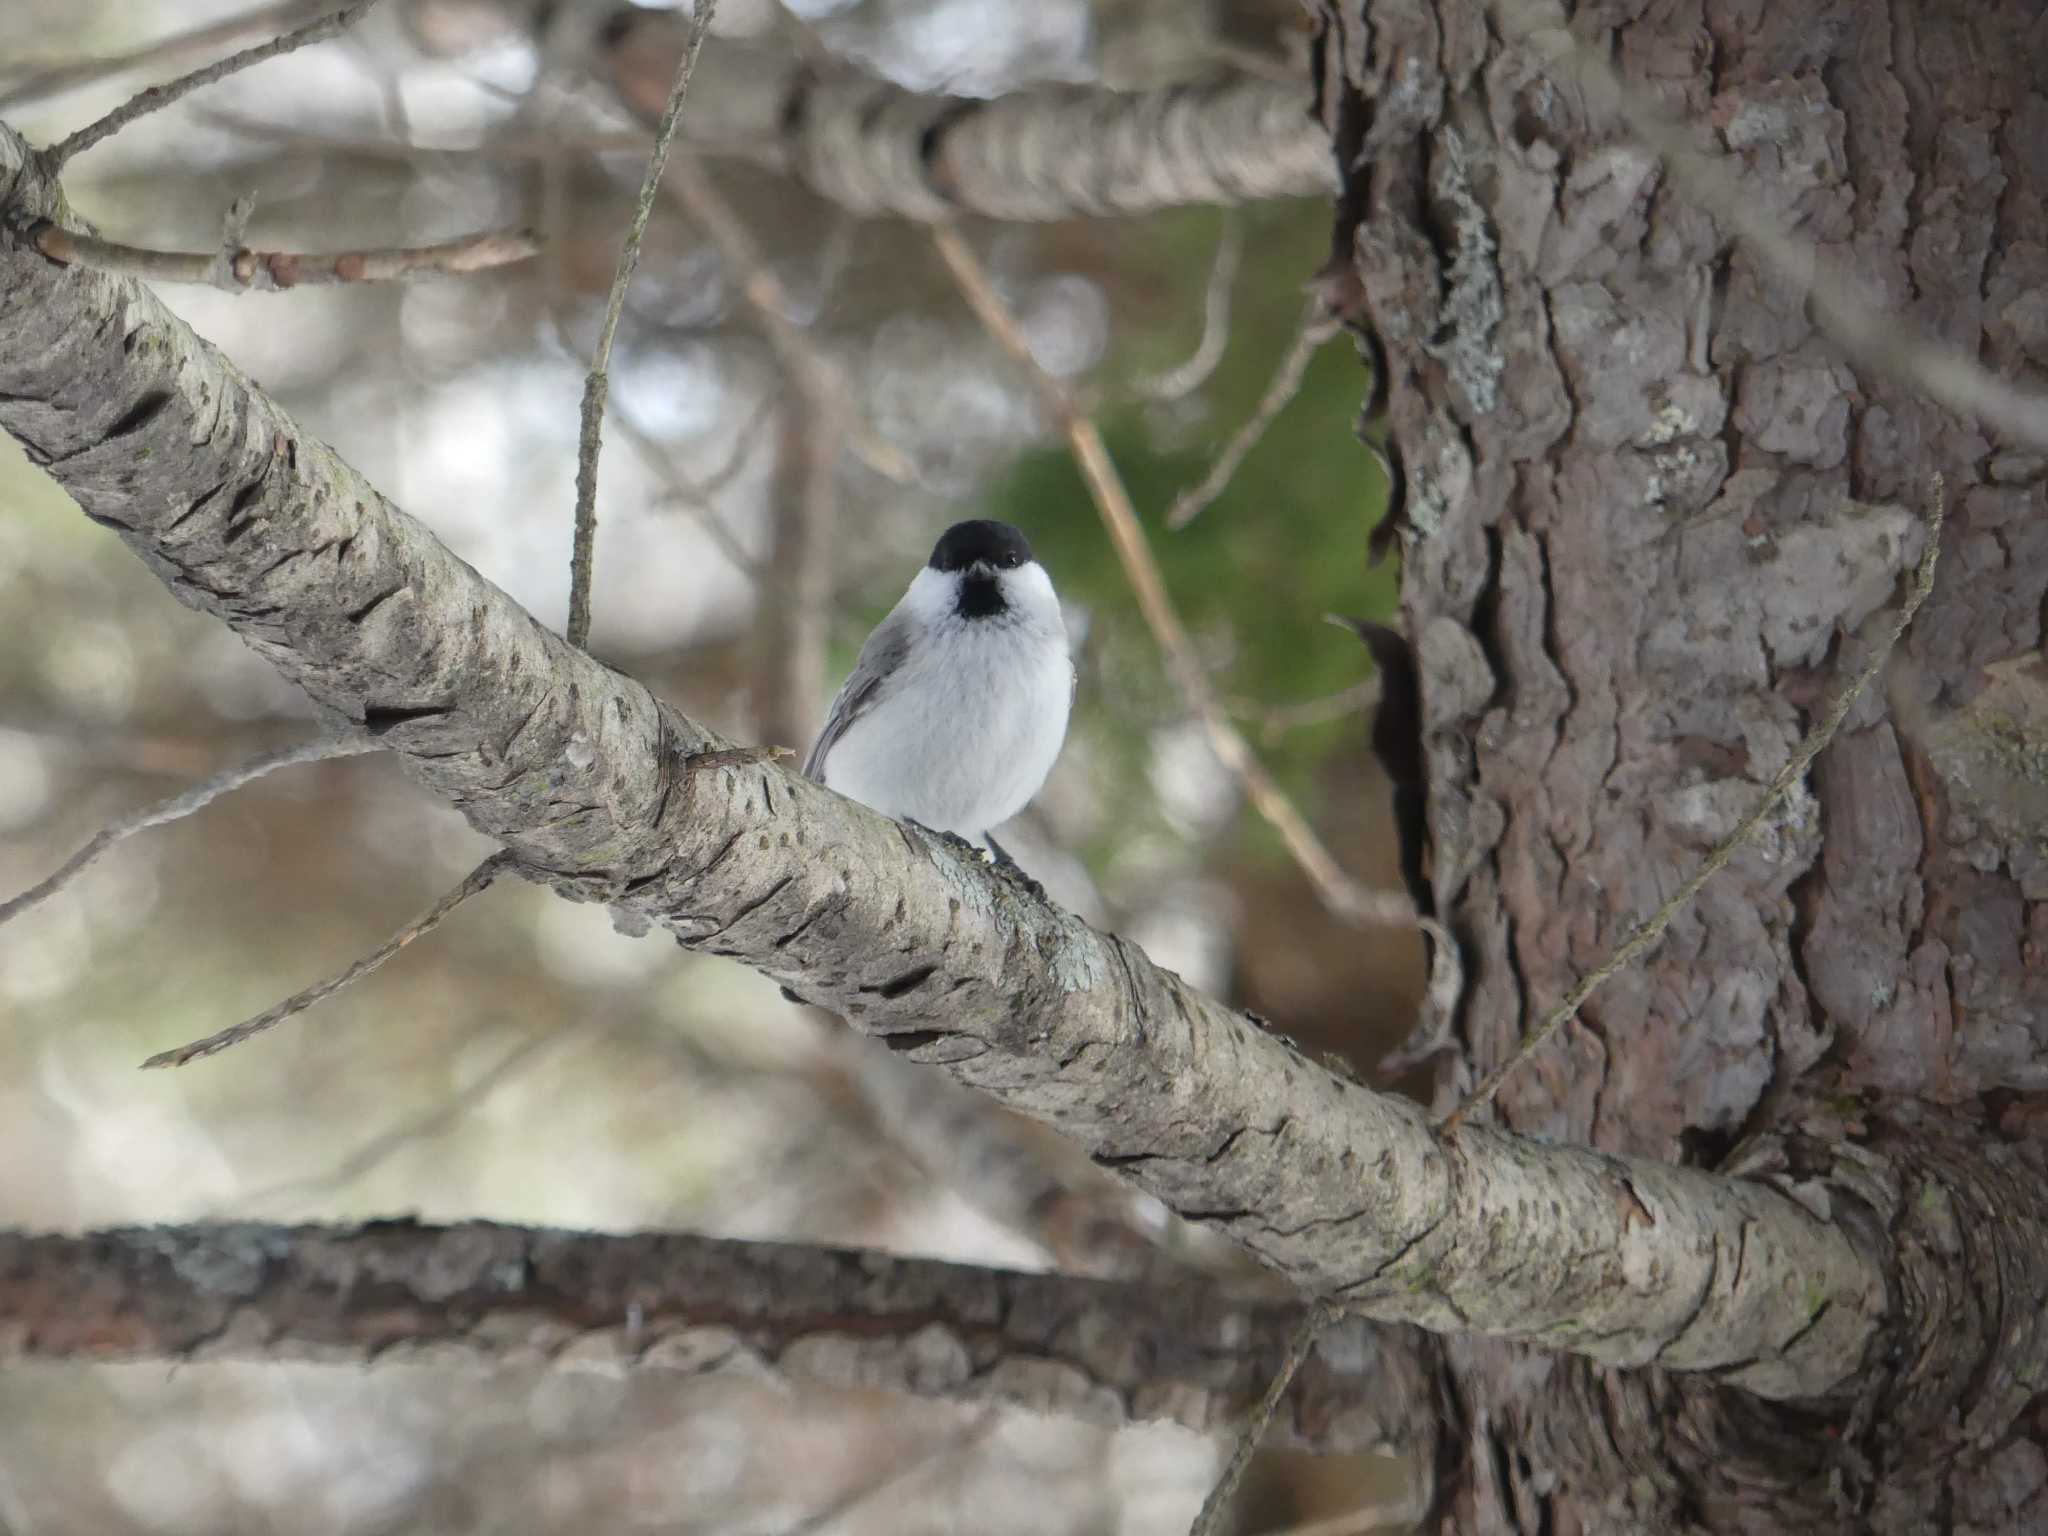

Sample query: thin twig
[1228,678,1384,744]
[45,0,388,168]
[609,401,767,579]
[1441,478,1948,1131]
[1166,301,1342,530]
[193,106,652,164]
[664,155,916,484]
[566,0,718,651]
[1189,1301,1337,1536]
[0,735,376,929]
[0,0,335,114]
[932,225,1412,929]
[31,221,539,292]
[142,852,517,1069]
[1136,214,1243,402]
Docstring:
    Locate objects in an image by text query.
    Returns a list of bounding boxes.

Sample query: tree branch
[31,220,539,291]
[406,0,1337,222]
[44,0,387,168]
[0,1220,1432,1457]
[0,1,339,115]
[142,852,517,1067]
[0,120,1890,1401]
[566,0,716,651]
[0,733,376,928]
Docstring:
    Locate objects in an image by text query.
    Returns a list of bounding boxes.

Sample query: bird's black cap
[928,519,1032,574]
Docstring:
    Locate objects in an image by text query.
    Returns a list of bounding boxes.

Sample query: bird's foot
[906,819,992,863]
[983,833,1048,901]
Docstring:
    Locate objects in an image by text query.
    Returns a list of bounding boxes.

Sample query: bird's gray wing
[802,604,918,781]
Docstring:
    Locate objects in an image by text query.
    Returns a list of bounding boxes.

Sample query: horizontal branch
[0,120,1887,1401]
[407,0,1336,221]
[30,221,540,291]
[0,1221,1432,1455]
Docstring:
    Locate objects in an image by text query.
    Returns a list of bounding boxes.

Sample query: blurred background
[0,0,1424,1529]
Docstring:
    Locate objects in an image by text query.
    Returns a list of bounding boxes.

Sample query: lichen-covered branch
[404,0,1336,221]
[0,119,1887,1401]
[0,1220,1431,1454]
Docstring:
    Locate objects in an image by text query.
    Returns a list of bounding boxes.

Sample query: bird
[804,518,1073,865]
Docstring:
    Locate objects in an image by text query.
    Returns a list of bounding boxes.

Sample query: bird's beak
[967,559,996,579]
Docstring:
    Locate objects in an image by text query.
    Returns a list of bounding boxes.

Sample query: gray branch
[405,0,1337,221]
[0,121,1884,1402]
[0,1221,1432,1454]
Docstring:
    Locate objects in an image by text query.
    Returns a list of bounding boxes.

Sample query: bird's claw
[903,822,1047,899]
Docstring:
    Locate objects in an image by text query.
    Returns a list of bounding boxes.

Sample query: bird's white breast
[821,576,1071,840]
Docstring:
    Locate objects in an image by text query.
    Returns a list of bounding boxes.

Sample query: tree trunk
[1323,0,2048,1528]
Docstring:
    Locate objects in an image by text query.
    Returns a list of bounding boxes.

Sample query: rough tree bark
[3,0,2047,1523]
[0,1221,1427,1455]
[1321,0,2048,1529]
[0,116,1902,1408]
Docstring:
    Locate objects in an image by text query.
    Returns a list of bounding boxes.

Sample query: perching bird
[804,519,1072,860]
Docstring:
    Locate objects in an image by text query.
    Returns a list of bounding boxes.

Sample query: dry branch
[0,734,375,928]
[409,0,1336,222]
[31,221,538,291]
[143,853,517,1068]
[44,0,387,167]
[0,120,1899,1403]
[0,1220,1429,1456]
[1136,215,1243,403]
[1166,302,1342,530]
[0,1,337,114]
[565,0,716,650]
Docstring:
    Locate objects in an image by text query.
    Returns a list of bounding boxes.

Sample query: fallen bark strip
[0,1220,1431,1455]
[0,120,1886,1402]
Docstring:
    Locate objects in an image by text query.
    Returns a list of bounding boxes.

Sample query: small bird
[805,519,1073,861]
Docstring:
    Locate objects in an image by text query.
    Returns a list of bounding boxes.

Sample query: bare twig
[0,734,375,929]
[31,221,539,292]
[664,155,915,484]
[932,225,1412,929]
[1136,214,1243,402]
[1494,3,2048,451]
[609,401,767,579]
[44,0,388,168]
[142,852,517,1069]
[0,0,334,114]
[193,105,652,163]
[1442,479,1948,1131]
[566,0,718,651]
[1166,301,1342,530]
[1190,1301,1337,1536]
[1228,678,1383,744]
